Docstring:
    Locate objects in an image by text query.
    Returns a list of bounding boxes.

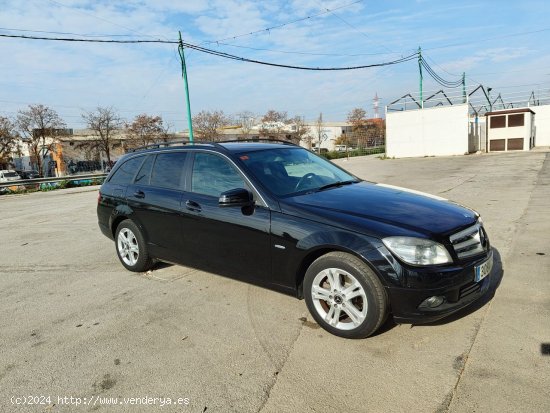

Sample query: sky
[1,0,549,131]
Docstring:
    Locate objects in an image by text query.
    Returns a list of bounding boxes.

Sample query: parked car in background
[16,170,40,179]
[0,170,21,183]
[97,140,493,339]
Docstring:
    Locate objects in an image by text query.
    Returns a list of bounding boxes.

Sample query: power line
[420,58,463,88]
[183,42,418,70]
[0,33,175,43]
[0,33,419,71]
[206,0,365,43]
[0,27,143,38]
[208,41,400,57]
[0,25,403,58]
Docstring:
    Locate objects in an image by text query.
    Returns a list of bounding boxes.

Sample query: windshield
[237,147,358,196]
[4,172,19,178]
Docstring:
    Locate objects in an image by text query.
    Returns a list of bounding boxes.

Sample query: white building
[215,121,351,151]
[485,108,535,152]
[386,97,549,158]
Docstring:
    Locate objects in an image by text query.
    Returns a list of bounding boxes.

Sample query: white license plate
[474,254,493,282]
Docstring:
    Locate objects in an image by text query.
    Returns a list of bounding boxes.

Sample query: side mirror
[219,188,254,208]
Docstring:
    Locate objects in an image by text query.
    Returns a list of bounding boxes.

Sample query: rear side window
[191,152,246,197]
[109,156,144,185]
[150,152,187,190]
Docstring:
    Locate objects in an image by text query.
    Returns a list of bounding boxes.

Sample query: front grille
[449,223,487,259]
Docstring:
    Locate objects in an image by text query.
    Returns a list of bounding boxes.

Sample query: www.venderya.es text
[11,395,190,408]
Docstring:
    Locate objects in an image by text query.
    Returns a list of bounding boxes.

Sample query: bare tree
[289,115,309,145]
[192,110,230,141]
[81,107,124,166]
[160,121,175,142]
[0,116,18,169]
[126,114,166,149]
[259,110,288,136]
[17,105,66,177]
[314,112,328,149]
[236,111,256,139]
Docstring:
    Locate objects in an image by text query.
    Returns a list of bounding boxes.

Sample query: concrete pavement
[0,150,548,412]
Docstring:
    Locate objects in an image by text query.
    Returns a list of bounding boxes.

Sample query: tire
[114,220,153,272]
[304,252,387,339]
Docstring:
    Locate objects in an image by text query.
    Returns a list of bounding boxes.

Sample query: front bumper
[362,244,494,324]
[387,250,493,324]
[389,274,491,324]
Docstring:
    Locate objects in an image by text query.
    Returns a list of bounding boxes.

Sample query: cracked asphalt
[1,150,549,412]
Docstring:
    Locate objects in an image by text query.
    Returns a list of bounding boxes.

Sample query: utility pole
[178,31,194,143]
[418,47,423,109]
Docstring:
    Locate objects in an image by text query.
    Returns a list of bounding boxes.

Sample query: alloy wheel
[117,228,139,267]
[310,268,368,330]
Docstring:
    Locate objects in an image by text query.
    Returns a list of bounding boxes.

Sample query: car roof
[125,141,300,156]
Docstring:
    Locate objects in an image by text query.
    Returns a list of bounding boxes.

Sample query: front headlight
[382,236,452,266]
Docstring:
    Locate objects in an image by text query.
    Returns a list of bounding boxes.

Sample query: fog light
[420,295,445,308]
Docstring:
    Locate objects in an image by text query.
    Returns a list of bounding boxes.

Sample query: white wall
[386,104,469,158]
[532,104,550,146]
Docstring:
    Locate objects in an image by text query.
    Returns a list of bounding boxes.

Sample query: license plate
[474,254,493,282]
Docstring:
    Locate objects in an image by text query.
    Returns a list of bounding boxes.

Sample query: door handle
[133,190,145,199]
[185,200,201,212]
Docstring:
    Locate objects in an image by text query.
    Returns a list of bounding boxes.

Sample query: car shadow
[151,261,174,270]
[372,316,399,336]
[417,247,505,327]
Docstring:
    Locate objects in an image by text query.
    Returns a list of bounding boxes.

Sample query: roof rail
[217,138,299,146]
[128,141,189,152]
[128,140,226,153]
[127,138,298,153]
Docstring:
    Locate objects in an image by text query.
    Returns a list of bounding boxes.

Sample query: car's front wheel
[304,252,387,339]
[115,220,153,272]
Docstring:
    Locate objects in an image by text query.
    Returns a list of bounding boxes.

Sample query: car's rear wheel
[115,220,153,272]
[304,252,387,338]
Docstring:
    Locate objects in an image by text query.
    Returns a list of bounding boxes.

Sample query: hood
[283,181,477,237]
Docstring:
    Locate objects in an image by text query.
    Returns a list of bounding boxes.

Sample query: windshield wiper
[316,180,358,192]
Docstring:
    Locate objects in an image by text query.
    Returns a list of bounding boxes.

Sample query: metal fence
[0,173,107,189]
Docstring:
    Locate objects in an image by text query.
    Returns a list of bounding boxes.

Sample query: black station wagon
[97,140,493,338]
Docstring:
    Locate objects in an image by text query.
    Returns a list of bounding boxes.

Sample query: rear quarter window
[134,155,155,185]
